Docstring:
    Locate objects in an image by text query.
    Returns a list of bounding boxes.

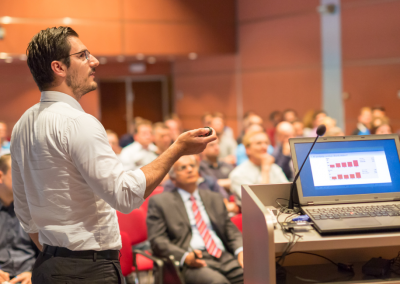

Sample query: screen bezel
[289,134,400,206]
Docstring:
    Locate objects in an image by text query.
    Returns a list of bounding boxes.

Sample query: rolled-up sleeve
[66,114,146,214]
[11,153,39,233]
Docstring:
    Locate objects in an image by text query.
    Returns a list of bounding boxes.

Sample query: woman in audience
[371,123,392,135]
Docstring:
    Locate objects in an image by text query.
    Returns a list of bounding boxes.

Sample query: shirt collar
[177,188,200,201]
[40,91,85,113]
[0,199,14,213]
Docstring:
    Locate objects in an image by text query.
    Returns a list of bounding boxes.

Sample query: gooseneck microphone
[288,124,327,210]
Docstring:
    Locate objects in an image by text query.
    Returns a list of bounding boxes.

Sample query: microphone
[288,124,326,210]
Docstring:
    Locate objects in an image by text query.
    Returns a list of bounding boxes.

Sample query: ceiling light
[99,57,107,64]
[116,55,125,62]
[1,16,12,25]
[147,57,156,64]
[136,53,144,60]
[188,52,197,60]
[5,57,13,63]
[0,52,7,59]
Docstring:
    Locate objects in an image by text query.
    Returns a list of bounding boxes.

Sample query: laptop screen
[294,139,400,197]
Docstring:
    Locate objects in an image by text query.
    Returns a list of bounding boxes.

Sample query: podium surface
[241,183,400,284]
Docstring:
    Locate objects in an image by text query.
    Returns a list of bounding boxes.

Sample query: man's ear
[50,60,67,79]
[0,171,4,184]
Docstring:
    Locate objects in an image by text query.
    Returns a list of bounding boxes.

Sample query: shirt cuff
[180,252,190,267]
[234,247,243,257]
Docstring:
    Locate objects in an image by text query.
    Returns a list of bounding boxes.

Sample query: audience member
[304,111,327,137]
[213,112,234,139]
[119,119,136,148]
[163,156,239,213]
[292,120,304,137]
[267,111,281,147]
[230,131,288,203]
[0,122,10,156]
[153,122,172,155]
[147,155,243,284]
[322,116,337,134]
[352,107,372,135]
[165,115,183,142]
[106,130,122,157]
[325,126,345,137]
[371,122,392,135]
[236,124,273,166]
[0,154,37,284]
[238,112,264,144]
[200,139,234,191]
[302,110,316,137]
[202,112,213,127]
[372,106,386,119]
[282,109,298,123]
[119,119,157,171]
[211,115,237,165]
[272,122,295,181]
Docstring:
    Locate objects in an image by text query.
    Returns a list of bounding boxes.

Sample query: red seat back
[140,186,164,213]
[117,208,148,245]
[119,231,133,277]
[231,214,243,232]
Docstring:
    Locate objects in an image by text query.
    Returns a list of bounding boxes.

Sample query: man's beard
[66,69,97,100]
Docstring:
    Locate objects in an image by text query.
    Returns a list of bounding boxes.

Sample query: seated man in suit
[147,155,244,284]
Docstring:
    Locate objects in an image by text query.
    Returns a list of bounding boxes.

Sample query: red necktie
[190,195,222,258]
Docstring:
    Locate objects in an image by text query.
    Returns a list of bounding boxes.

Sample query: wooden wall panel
[124,22,235,55]
[240,14,321,70]
[342,1,400,61]
[238,0,319,22]
[0,0,121,19]
[241,68,321,122]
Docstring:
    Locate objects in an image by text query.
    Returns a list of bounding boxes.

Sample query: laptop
[289,134,400,235]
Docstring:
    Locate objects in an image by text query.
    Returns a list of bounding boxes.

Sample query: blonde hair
[242,131,269,148]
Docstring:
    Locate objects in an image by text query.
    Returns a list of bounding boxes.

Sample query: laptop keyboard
[306,204,400,220]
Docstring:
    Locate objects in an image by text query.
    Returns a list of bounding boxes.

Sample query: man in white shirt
[229,131,288,203]
[119,119,158,171]
[11,26,216,284]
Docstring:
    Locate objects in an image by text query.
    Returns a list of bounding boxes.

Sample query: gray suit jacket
[146,189,242,262]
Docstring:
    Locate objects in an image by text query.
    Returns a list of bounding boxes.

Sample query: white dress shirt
[119,141,158,171]
[229,160,288,199]
[11,91,147,251]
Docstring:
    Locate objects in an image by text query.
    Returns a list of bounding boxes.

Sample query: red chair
[117,208,163,284]
[231,213,243,232]
[120,231,134,277]
[140,186,164,213]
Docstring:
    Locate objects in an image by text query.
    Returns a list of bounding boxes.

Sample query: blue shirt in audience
[236,143,274,166]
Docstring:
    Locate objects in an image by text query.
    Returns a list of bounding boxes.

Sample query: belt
[43,244,119,261]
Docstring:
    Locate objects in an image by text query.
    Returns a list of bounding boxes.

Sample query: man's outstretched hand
[174,128,217,156]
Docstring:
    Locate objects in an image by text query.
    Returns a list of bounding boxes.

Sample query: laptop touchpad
[344,218,382,227]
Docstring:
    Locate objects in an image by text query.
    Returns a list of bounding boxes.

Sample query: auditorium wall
[174,0,400,136]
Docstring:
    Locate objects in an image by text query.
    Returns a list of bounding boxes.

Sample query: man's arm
[11,154,39,238]
[68,115,216,213]
[141,129,217,198]
[28,233,42,252]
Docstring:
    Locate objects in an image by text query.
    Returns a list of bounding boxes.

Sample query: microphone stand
[288,134,322,210]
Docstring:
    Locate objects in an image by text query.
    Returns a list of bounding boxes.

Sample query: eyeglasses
[59,50,91,61]
[176,164,197,172]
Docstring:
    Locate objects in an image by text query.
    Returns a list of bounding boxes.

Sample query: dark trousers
[182,251,243,284]
[32,249,124,284]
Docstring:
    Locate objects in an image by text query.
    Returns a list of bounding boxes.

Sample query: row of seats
[117,186,243,282]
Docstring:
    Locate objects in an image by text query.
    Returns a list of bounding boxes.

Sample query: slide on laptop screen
[291,135,400,204]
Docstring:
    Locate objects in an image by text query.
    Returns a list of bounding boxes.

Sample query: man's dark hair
[0,154,11,175]
[27,26,79,91]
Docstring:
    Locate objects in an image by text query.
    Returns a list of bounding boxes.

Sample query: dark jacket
[146,189,242,262]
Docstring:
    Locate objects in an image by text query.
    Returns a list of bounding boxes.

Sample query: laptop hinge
[307,202,315,206]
